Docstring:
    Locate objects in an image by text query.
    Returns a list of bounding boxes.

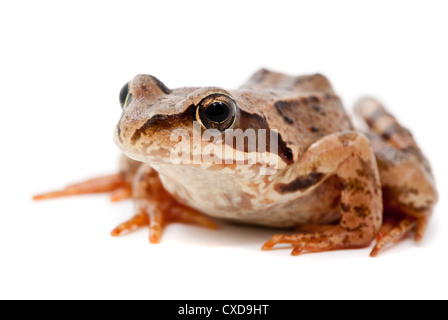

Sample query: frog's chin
[120,150,171,166]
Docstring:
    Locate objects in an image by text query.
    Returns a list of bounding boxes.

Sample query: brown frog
[34,69,438,256]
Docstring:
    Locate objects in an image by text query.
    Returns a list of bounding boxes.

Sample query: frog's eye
[119,82,132,109]
[196,94,237,131]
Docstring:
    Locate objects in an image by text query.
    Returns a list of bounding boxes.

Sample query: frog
[34,69,438,257]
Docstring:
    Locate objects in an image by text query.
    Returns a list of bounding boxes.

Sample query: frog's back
[236,69,354,156]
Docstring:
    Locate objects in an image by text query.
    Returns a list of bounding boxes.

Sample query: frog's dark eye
[119,82,132,109]
[196,94,237,131]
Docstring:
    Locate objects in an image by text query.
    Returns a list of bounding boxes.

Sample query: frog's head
[114,74,238,163]
[114,74,291,174]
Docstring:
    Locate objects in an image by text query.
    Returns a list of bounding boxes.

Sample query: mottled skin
[34,69,438,256]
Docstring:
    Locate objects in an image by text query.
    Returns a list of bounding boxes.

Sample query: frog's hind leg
[354,97,438,256]
[263,132,383,256]
[110,165,217,244]
[33,155,139,202]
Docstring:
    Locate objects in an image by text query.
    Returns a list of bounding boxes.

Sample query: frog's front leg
[110,164,217,243]
[263,132,383,256]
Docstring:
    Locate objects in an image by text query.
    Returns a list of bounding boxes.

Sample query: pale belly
[152,163,342,228]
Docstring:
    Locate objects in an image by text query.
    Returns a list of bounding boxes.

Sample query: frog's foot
[32,173,132,202]
[263,217,422,257]
[262,225,371,256]
[110,164,217,243]
[110,202,218,244]
[370,215,425,257]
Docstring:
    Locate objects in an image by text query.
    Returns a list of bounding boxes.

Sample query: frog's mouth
[115,127,284,177]
[132,148,281,179]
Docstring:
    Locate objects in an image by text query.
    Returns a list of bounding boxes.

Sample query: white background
[1,0,447,300]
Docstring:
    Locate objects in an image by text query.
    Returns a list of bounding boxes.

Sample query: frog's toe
[33,173,129,201]
[262,234,286,251]
[414,218,428,243]
[110,211,149,237]
[370,218,416,257]
[166,206,218,229]
[109,186,133,202]
[145,206,217,244]
[110,206,164,243]
[262,232,338,253]
[262,233,335,255]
